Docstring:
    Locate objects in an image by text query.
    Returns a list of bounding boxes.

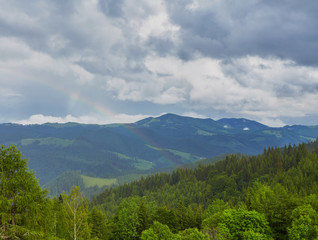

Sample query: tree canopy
[0,145,49,239]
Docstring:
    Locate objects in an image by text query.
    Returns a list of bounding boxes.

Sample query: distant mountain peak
[159,113,179,118]
[157,113,194,120]
[136,113,206,126]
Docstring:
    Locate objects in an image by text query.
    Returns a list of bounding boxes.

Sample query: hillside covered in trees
[1,114,318,189]
[1,140,318,239]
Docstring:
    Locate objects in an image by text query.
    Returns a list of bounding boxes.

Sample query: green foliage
[153,207,179,233]
[0,145,50,239]
[203,206,272,240]
[117,173,149,185]
[137,200,150,235]
[113,198,140,240]
[202,199,230,232]
[62,186,90,240]
[89,207,113,240]
[217,209,272,239]
[45,171,85,196]
[179,228,209,240]
[288,204,318,240]
[242,230,269,240]
[141,222,208,240]
[246,182,298,239]
[140,221,177,240]
[51,196,68,239]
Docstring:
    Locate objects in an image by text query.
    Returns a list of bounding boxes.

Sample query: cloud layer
[1,0,318,126]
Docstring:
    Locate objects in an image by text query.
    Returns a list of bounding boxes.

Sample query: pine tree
[113,198,140,240]
[137,200,149,236]
[176,198,186,231]
[89,206,112,240]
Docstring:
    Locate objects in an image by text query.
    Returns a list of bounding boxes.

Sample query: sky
[1,0,318,127]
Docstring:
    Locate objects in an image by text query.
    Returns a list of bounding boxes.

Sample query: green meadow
[81,175,118,188]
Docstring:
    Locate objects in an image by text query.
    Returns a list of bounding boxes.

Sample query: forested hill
[91,140,318,239]
[1,114,318,187]
[2,141,318,239]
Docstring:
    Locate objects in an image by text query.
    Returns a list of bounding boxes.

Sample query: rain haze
[1,0,318,127]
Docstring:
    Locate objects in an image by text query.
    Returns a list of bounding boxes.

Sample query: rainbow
[26,77,177,165]
[25,75,115,118]
[122,124,178,165]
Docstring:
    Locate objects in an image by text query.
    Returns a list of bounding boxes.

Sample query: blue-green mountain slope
[0,114,317,185]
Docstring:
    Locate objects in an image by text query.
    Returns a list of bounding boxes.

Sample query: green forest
[1,140,318,239]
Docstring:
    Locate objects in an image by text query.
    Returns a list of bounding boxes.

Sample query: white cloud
[70,65,94,84]
[141,54,318,125]
[153,87,186,104]
[0,37,94,83]
[0,1,40,29]
[106,78,154,102]
[257,118,287,128]
[182,112,207,119]
[106,76,187,104]
[185,0,199,11]
[47,35,69,52]
[123,0,179,40]
[13,113,153,125]
[139,10,179,41]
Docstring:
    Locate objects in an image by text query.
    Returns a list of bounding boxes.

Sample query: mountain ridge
[1,113,318,187]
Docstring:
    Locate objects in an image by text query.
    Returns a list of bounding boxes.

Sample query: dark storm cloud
[166,0,318,65]
[146,37,176,57]
[2,0,318,69]
[99,0,124,18]
[0,0,80,58]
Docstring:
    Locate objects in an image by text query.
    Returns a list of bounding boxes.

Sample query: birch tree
[62,186,90,240]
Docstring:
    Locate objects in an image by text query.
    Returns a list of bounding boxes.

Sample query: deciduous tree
[62,186,90,240]
[0,145,49,239]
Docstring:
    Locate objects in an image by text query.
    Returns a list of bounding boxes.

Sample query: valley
[1,113,318,197]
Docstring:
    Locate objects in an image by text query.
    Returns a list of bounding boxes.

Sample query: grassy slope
[81,175,118,188]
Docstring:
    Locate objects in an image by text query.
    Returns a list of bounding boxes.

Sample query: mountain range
[1,113,318,187]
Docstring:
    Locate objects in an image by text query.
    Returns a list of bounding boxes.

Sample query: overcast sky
[1,0,318,126]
